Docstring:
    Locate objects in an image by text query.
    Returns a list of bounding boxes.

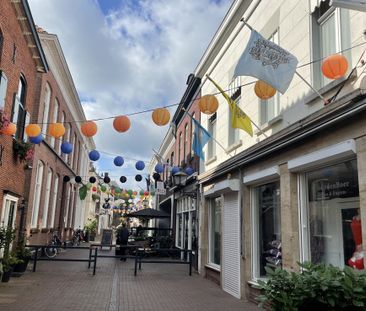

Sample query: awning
[126,208,170,219]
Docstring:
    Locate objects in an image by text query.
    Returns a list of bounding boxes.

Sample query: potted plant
[11,237,31,275]
[0,226,16,282]
[84,218,97,242]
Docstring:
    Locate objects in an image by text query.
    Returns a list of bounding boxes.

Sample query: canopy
[126,208,170,219]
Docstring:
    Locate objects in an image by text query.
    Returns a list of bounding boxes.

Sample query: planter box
[1,269,12,282]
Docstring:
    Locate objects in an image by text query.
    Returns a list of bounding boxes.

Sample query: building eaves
[12,0,49,72]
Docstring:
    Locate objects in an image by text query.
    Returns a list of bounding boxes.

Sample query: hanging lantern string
[25,40,366,126]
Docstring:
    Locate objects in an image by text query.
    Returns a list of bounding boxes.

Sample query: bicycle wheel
[45,244,57,258]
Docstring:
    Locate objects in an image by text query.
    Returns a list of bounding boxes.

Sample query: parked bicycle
[71,228,84,246]
[45,232,62,258]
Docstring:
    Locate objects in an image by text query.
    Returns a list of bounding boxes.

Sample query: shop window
[301,159,361,269]
[11,76,27,140]
[252,180,281,279]
[209,197,221,268]
[31,161,44,228]
[312,0,351,88]
[207,113,216,160]
[0,71,8,109]
[259,30,280,126]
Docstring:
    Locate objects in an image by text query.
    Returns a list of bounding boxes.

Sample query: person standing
[118,223,129,261]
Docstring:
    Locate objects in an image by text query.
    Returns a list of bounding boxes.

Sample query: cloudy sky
[28,0,232,189]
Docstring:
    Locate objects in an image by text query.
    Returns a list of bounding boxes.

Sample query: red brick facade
[0,1,46,234]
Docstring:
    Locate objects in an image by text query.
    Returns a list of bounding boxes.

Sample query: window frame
[49,174,59,229]
[31,160,44,228]
[41,168,53,228]
[0,71,8,110]
[207,113,217,160]
[0,194,18,228]
[208,196,222,270]
[251,179,281,280]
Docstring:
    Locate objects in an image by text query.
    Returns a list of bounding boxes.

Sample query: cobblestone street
[0,248,260,311]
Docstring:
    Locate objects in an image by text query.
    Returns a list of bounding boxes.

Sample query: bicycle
[45,232,62,258]
[71,229,83,246]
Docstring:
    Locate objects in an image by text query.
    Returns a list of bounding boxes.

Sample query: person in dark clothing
[118,223,129,261]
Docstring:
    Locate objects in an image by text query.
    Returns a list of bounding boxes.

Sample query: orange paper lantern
[321,54,348,80]
[113,115,130,133]
[254,80,276,100]
[198,95,219,115]
[48,123,65,138]
[152,108,170,126]
[81,121,97,137]
[25,124,41,137]
[1,123,16,136]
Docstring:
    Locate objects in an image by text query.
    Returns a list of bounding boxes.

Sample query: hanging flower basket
[13,140,34,165]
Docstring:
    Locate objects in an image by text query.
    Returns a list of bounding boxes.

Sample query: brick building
[27,30,95,244]
[0,0,47,236]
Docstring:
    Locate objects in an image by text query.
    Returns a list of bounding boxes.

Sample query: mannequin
[348,209,364,270]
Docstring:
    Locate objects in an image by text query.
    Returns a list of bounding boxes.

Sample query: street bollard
[32,247,39,272]
[93,247,98,276]
[88,247,92,269]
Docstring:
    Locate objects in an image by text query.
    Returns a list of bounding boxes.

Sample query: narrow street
[0,248,260,311]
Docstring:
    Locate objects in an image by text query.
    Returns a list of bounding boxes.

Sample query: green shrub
[256,262,366,311]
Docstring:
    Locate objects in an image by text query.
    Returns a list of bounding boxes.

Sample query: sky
[28,0,232,190]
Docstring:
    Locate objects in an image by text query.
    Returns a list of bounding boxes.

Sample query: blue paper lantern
[114,156,124,167]
[61,141,73,154]
[29,134,43,144]
[155,163,164,174]
[171,166,180,175]
[185,167,194,176]
[135,160,145,171]
[89,150,100,161]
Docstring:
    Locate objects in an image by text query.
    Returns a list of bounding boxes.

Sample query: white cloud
[28,0,232,188]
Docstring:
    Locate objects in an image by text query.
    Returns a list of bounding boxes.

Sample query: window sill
[255,115,283,136]
[205,263,221,272]
[226,140,242,153]
[305,71,357,105]
[205,156,217,166]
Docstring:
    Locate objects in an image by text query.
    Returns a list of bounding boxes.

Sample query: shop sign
[310,178,358,201]
[156,181,166,195]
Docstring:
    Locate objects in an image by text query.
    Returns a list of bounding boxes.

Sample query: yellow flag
[207,75,253,137]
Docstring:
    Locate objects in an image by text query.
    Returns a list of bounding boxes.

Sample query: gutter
[199,90,366,184]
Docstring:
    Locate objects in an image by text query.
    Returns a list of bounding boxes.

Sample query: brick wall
[0,0,40,231]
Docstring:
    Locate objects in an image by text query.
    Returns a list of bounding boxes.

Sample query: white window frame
[64,184,71,228]
[50,99,59,148]
[259,30,280,126]
[0,71,8,109]
[41,168,53,228]
[0,194,18,228]
[49,175,59,228]
[207,113,216,160]
[208,196,221,270]
[251,179,281,280]
[228,77,240,146]
[31,161,44,228]
[42,83,51,136]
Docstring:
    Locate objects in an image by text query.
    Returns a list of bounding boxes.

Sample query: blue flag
[192,118,211,160]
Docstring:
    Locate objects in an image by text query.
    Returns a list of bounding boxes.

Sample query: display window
[209,197,221,268]
[300,159,363,269]
[252,181,281,278]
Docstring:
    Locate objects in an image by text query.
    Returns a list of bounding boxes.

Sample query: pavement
[0,247,260,311]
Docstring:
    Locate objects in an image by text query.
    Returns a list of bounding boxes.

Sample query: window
[0,71,8,109]
[259,30,280,125]
[252,181,281,278]
[300,159,360,269]
[207,113,216,160]
[42,83,51,136]
[0,28,3,63]
[209,197,221,267]
[178,132,182,165]
[50,99,59,148]
[49,175,59,228]
[31,161,44,228]
[41,168,53,228]
[69,132,76,167]
[12,76,27,140]
[228,77,241,145]
[1,195,18,228]
[64,185,71,228]
[63,113,70,160]
[312,1,351,88]
[184,123,189,160]
[191,113,195,155]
